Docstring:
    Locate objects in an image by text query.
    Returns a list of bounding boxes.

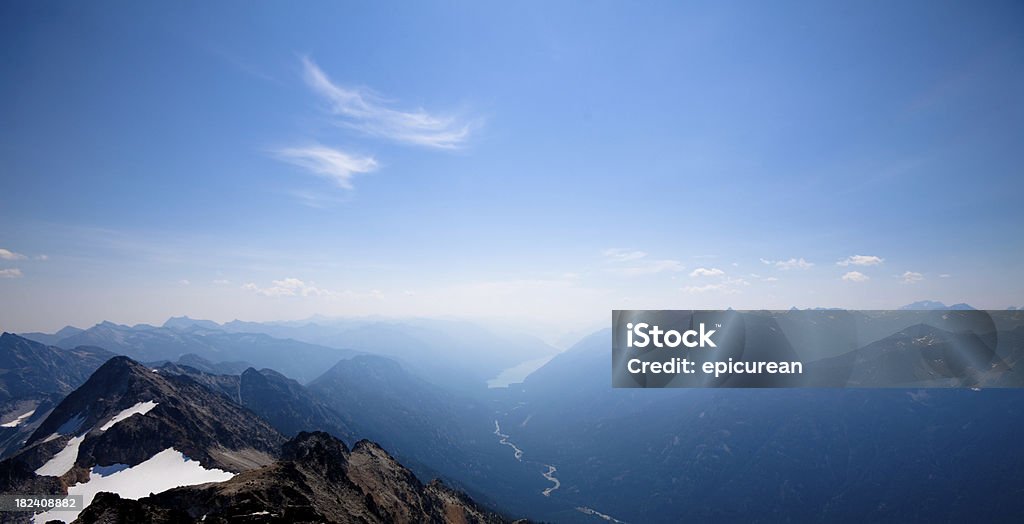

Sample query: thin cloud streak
[602,248,683,276]
[602,248,648,262]
[301,56,476,150]
[274,145,378,190]
[761,257,814,270]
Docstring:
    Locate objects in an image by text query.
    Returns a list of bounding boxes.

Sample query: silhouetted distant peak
[900,300,976,311]
[323,354,405,377]
[163,316,221,331]
[93,320,127,330]
[55,325,84,339]
[948,303,976,310]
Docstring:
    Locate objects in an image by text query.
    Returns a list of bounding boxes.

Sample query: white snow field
[34,447,235,523]
[99,401,158,431]
[34,435,85,477]
[34,402,159,477]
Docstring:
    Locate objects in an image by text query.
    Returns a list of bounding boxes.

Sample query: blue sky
[1,1,1022,333]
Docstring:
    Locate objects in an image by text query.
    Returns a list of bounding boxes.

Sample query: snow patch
[1,409,35,428]
[100,401,158,431]
[35,435,85,477]
[34,447,234,523]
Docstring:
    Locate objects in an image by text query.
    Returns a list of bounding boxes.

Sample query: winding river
[541,464,560,496]
[492,419,627,523]
[493,420,523,461]
[493,420,557,494]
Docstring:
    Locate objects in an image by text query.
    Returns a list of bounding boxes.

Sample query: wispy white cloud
[939,273,952,278]
[603,248,683,276]
[615,260,685,276]
[837,255,884,266]
[722,277,750,287]
[689,267,725,278]
[301,56,476,150]
[682,283,740,295]
[34,254,49,261]
[682,283,727,294]
[287,189,347,208]
[212,279,231,285]
[841,271,870,282]
[242,278,334,298]
[178,279,191,286]
[0,249,27,261]
[0,268,23,278]
[901,271,924,284]
[274,145,378,190]
[761,257,814,270]
[682,276,748,294]
[602,248,647,262]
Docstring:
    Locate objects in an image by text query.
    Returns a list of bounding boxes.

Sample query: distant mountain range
[27,321,355,384]
[15,326,85,348]
[19,315,560,390]
[194,315,559,391]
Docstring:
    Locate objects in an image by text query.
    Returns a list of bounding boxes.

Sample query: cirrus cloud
[602,248,683,276]
[761,257,814,270]
[274,145,378,190]
[301,56,477,150]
